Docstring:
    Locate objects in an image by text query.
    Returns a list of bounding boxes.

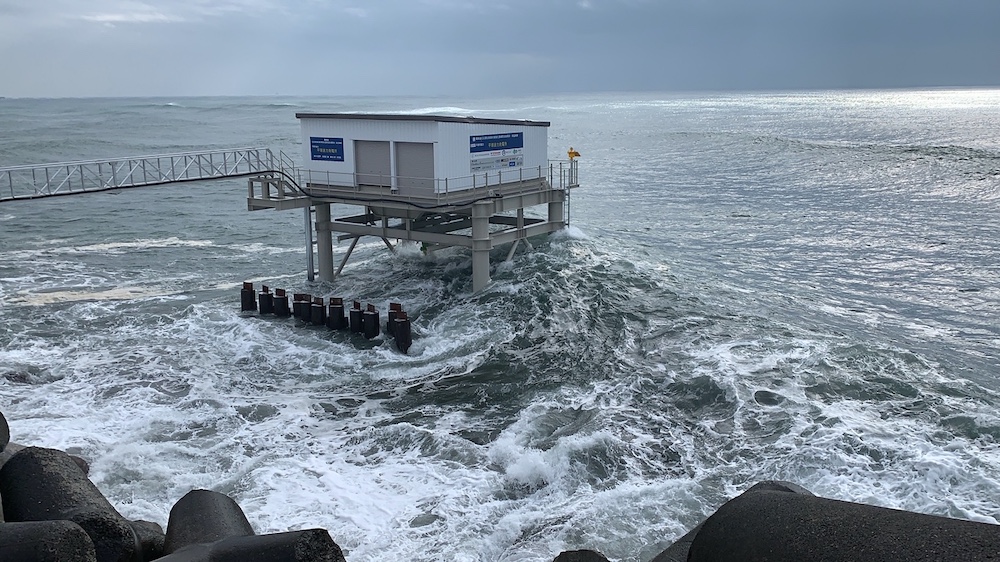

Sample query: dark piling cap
[242,282,253,291]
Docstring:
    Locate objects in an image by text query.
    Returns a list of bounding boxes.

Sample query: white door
[395,142,434,195]
[355,140,391,187]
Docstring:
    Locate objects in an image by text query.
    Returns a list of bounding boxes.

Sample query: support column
[548,197,565,228]
[471,201,493,293]
[335,237,360,278]
[303,206,315,281]
[315,203,333,282]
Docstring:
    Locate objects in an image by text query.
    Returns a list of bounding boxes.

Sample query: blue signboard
[470,132,524,153]
[310,137,344,161]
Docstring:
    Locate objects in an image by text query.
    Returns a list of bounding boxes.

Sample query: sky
[1,0,998,98]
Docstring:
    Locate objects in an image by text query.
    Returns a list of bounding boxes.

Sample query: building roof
[294,113,550,127]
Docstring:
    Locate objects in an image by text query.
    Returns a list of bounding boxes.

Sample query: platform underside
[246,172,575,291]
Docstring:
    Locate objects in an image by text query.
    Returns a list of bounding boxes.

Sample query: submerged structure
[246,113,580,292]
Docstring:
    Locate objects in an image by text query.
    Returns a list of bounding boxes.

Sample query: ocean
[1,89,999,561]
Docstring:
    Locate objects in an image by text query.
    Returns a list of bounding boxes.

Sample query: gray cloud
[1,0,997,97]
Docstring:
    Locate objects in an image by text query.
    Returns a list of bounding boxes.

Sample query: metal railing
[0,148,292,202]
[269,159,579,204]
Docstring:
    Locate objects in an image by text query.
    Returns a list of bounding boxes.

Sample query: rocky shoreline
[5,409,1000,561]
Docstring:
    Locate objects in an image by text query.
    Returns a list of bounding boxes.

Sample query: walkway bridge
[0,148,297,202]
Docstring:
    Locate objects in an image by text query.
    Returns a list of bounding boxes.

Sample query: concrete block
[0,410,8,452]
[688,488,1000,562]
[648,521,704,562]
[552,549,610,561]
[162,490,254,554]
[155,529,346,562]
[0,520,98,562]
[0,443,25,473]
[70,454,91,476]
[0,447,137,562]
[130,520,165,561]
[650,481,812,562]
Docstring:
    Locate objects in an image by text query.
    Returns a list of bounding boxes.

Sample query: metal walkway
[0,148,297,202]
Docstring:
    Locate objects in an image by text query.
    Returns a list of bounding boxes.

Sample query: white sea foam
[551,226,589,240]
[74,238,216,252]
[4,237,217,260]
[11,286,180,305]
[403,107,478,116]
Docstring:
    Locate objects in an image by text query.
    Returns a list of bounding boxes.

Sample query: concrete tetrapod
[0,409,8,453]
[162,489,345,562]
[162,490,255,554]
[552,549,610,561]
[0,520,98,562]
[129,520,166,561]
[155,529,346,562]
[0,447,138,562]
[687,485,1000,562]
[649,480,813,562]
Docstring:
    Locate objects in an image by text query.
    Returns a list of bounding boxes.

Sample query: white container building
[296,113,551,195]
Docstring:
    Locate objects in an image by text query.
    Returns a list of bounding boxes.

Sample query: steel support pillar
[303,206,315,281]
[316,203,333,282]
[505,240,520,262]
[335,236,360,278]
[548,198,564,228]
[471,202,492,292]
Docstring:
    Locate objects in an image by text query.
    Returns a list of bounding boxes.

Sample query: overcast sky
[1,0,998,98]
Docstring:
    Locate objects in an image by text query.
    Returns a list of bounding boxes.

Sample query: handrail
[0,147,283,202]
[0,147,265,171]
[288,159,579,204]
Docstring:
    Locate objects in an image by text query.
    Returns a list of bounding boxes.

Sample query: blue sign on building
[310,137,345,161]
[470,132,524,153]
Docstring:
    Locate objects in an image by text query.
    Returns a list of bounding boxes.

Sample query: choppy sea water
[1,89,999,561]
